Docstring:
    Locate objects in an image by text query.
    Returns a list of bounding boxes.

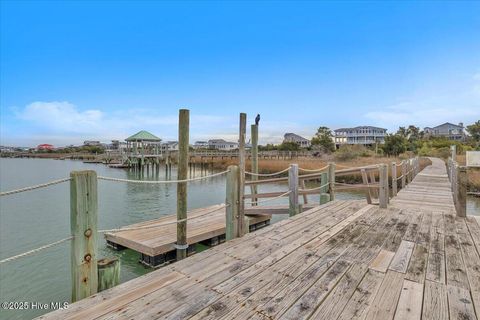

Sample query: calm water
[0,158,478,319]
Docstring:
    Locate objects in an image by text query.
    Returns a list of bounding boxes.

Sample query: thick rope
[245,167,291,177]
[299,182,330,192]
[98,170,229,184]
[298,165,329,173]
[0,178,71,197]
[99,204,228,233]
[245,190,291,204]
[0,236,73,265]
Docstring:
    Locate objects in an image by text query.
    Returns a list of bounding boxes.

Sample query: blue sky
[1,1,479,146]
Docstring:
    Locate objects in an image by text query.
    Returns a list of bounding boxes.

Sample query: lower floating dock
[105,204,277,267]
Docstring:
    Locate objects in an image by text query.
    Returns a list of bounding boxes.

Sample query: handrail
[0,177,71,197]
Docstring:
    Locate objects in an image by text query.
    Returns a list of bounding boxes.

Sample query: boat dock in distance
[41,157,480,319]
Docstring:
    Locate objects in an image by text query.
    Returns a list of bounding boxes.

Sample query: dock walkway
[40,158,480,320]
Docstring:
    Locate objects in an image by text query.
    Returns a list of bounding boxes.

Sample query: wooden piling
[451,145,457,163]
[70,170,98,302]
[456,166,467,217]
[391,162,397,197]
[250,124,258,206]
[379,164,388,208]
[401,161,406,188]
[328,162,335,201]
[238,113,246,235]
[226,165,240,240]
[176,109,189,260]
[97,257,120,292]
[288,164,299,216]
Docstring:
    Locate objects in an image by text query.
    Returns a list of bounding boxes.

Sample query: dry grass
[205,156,431,184]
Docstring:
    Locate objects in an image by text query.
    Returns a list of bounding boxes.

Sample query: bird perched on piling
[255,114,260,125]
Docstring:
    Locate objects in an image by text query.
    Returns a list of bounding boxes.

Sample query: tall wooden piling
[391,162,397,197]
[70,170,98,302]
[225,165,240,240]
[250,124,258,206]
[176,109,189,260]
[328,162,335,201]
[288,164,299,216]
[456,166,467,217]
[238,113,246,235]
[361,169,372,204]
[401,161,406,189]
[379,164,388,208]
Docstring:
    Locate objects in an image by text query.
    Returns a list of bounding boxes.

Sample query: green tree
[278,141,300,151]
[382,134,408,156]
[396,127,407,137]
[311,126,335,152]
[467,120,480,141]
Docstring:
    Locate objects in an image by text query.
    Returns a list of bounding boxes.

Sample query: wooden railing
[235,157,420,216]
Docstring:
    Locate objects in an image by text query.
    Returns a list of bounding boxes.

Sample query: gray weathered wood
[328,162,335,201]
[226,165,240,240]
[391,162,397,197]
[288,164,299,216]
[361,169,372,204]
[238,113,246,235]
[250,124,258,206]
[401,161,407,189]
[379,164,388,208]
[98,257,120,292]
[319,172,329,204]
[456,166,467,217]
[176,109,189,260]
[70,170,98,302]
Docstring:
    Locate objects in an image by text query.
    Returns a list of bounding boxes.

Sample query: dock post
[176,109,189,260]
[391,162,397,197]
[361,169,372,204]
[250,124,258,206]
[379,164,388,208]
[238,113,246,235]
[456,166,467,217]
[401,161,406,188]
[225,165,240,240]
[319,172,329,205]
[97,257,120,292]
[328,162,336,201]
[288,164,299,216]
[70,170,98,302]
[451,145,457,163]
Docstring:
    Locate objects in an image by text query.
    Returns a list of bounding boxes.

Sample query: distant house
[334,126,387,147]
[283,133,311,148]
[424,122,465,141]
[208,139,238,151]
[83,140,101,146]
[37,144,55,151]
[193,141,209,149]
[110,140,127,150]
[160,141,179,152]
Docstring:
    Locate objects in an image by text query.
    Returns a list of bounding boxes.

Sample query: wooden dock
[105,205,274,267]
[40,158,480,320]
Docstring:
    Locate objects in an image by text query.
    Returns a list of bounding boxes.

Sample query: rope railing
[99,204,228,234]
[245,167,291,177]
[0,236,73,265]
[298,165,329,173]
[0,177,71,197]
[245,190,291,205]
[97,170,229,184]
[298,182,330,192]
